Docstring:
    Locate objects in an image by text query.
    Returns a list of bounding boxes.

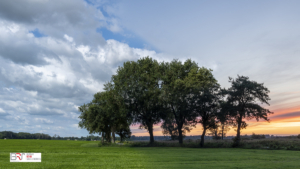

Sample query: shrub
[251,133,265,139]
[98,142,114,147]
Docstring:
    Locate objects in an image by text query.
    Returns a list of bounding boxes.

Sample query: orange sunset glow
[131,105,300,137]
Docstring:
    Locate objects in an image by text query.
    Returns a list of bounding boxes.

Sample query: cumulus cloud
[0,0,162,137]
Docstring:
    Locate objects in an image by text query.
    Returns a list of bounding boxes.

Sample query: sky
[0,0,300,137]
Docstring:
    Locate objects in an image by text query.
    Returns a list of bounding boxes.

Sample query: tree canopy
[78,57,274,147]
[194,83,222,147]
[160,59,217,144]
[112,57,164,144]
[78,84,130,143]
[222,75,273,146]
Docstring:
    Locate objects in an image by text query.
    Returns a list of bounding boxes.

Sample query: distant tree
[222,75,273,146]
[160,59,217,144]
[208,123,222,140]
[219,121,231,140]
[216,105,232,140]
[113,57,163,144]
[251,133,265,139]
[161,117,179,140]
[161,116,189,140]
[207,121,231,140]
[115,124,131,142]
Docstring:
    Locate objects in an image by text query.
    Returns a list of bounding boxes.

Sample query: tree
[161,115,190,140]
[115,124,131,142]
[219,120,231,140]
[251,133,265,139]
[207,120,231,140]
[78,94,112,142]
[102,82,131,143]
[216,104,232,140]
[113,57,163,144]
[222,75,273,146]
[194,83,221,147]
[160,59,217,144]
[208,122,221,140]
[78,86,130,143]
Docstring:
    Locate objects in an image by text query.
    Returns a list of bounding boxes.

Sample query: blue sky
[0,0,300,137]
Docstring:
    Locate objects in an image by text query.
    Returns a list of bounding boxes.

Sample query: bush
[297,134,300,139]
[251,133,265,139]
[98,142,114,147]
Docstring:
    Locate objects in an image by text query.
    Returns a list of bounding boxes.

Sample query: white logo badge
[10,153,41,162]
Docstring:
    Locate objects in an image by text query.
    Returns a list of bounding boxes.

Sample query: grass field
[1,140,300,169]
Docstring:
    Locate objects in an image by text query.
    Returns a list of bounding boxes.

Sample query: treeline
[52,135,101,141]
[0,131,51,140]
[78,57,273,147]
[0,131,105,141]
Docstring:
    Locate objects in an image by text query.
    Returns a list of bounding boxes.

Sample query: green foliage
[160,59,216,144]
[78,84,130,143]
[113,57,164,143]
[115,124,131,142]
[98,141,113,147]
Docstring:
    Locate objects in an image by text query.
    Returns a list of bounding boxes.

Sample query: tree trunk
[148,124,154,144]
[221,126,224,140]
[120,135,123,142]
[235,116,243,146]
[178,128,183,144]
[106,130,111,142]
[221,124,225,140]
[101,132,104,143]
[111,126,115,143]
[200,126,206,147]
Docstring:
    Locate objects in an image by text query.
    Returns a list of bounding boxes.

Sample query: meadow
[1,139,300,169]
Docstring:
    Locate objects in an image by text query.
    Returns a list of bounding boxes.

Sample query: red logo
[16,153,22,160]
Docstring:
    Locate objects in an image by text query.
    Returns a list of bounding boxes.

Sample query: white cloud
[64,34,74,42]
[35,118,54,124]
[0,0,165,137]
[71,124,80,130]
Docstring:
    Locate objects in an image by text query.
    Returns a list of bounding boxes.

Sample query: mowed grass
[0,140,300,169]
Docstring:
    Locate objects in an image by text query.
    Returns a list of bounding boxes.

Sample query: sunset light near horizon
[0,0,300,138]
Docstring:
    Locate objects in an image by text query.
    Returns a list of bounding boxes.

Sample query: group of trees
[78,57,273,147]
[0,131,52,139]
[0,131,106,141]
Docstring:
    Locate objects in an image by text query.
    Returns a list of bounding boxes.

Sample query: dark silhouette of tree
[161,115,190,140]
[222,75,273,146]
[194,83,221,147]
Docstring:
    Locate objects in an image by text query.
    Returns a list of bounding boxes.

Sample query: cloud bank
[0,0,159,137]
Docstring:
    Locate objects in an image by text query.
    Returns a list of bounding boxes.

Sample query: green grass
[1,140,300,169]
